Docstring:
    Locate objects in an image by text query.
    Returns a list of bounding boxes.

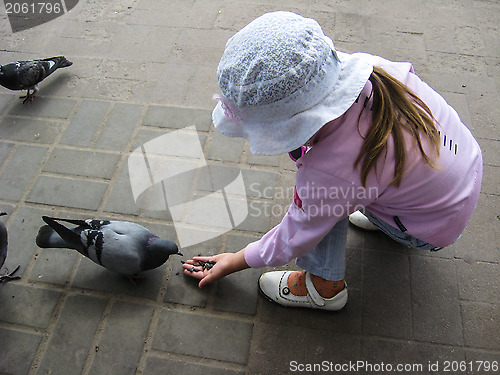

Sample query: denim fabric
[296,211,443,281]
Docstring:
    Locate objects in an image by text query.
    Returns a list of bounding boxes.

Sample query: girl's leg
[295,217,348,281]
[286,218,348,298]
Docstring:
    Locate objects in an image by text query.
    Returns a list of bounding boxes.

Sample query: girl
[183,11,482,311]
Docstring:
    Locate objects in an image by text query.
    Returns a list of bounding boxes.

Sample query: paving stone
[0,93,14,113]
[0,328,43,375]
[43,148,121,179]
[0,141,14,165]
[0,283,61,328]
[143,356,245,375]
[0,117,63,144]
[362,250,412,339]
[411,256,464,346]
[360,338,465,374]
[153,309,253,365]
[246,152,282,167]
[248,322,359,374]
[207,130,245,162]
[38,294,107,375]
[27,175,107,210]
[455,259,500,303]
[90,301,154,375]
[481,165,500,196]
[213,266,261,315]
[5,206,54,278]
[142,105,212,131]
[461,301,500,351]
[72,255,166,300]
[103,163,140,215]
[465,349,500,370]
[8,97,77,119]
[60,100,110,147]
[0,144,48,201]
[452,194,500,263]
[30,247,79,286]
[95,103,143,150]
[239,199,274,233]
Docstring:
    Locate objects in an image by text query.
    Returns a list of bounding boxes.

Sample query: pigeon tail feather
[35,225,68,248]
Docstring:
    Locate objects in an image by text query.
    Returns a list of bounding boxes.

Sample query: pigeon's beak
[177,251,183,256]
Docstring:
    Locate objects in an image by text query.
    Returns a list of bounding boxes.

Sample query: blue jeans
[296,210,443,281]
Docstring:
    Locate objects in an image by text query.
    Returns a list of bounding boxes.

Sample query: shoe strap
[305,272,325,307]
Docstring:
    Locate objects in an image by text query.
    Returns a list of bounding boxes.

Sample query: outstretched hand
[182,249,249,288]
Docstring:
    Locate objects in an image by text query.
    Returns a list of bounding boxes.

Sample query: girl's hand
[182,249,249,288]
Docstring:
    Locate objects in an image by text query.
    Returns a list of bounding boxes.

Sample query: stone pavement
[0,0,498,374]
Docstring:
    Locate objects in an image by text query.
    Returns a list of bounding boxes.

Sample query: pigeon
[35,216,182,277]
[0,56,73,103]
[0,212,21,283]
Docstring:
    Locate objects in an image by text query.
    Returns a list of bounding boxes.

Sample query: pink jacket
[244,54,483,269]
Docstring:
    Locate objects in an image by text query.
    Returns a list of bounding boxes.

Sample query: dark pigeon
[35,216,182,277]
[0,212,21,283]
[0,56,73,103]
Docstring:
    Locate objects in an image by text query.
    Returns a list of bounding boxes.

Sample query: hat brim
[212,52,373,155]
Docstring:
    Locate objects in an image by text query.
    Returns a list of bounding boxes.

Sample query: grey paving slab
[38,294,108,375]
[103,163,140,215]
[0,283,61,328]
[8,97,77,118]
[207,129,245,162]
[30,247,79,286]
[213,266,262,315]
[5,206,54,278]
[90,301,154,375]
[360,338,466,375]
[0,93,14,113]
[362,250,412,339]
[461,301,500,351]
[0,144,47,201]
[142,105,212,131]
[0,141,14,165]
[153,309,253,365]
[410,256,464,346]
[0,117,63,144]
[72,256,167,300]
[43,148,121,179]
[143,356,246,375]
[60,99,111,147]
[455,259,500,303]
[0,328,43,375]
[248,322,359,374]
[27,175,107,210]
[95,103,143,151]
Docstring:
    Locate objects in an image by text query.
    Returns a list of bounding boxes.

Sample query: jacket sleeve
[244,165,378,268]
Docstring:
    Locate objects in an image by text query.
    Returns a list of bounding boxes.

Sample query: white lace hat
[212,11,374,155]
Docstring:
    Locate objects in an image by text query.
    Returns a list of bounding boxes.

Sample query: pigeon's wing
[41,216,86,253]
[82,226,143,275]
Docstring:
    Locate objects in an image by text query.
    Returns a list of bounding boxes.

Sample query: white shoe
[349,211,379,230]
[258,271,348,311]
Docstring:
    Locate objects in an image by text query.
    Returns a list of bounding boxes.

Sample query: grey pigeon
[35,216,182,276]
[0,56,73,103]
[0,212,21,283]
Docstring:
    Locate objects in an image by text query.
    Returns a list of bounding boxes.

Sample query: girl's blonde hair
[354,66,441,187]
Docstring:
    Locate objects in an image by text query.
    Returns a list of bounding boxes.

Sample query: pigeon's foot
[0,265,21,283]
[20,91,36,104]
[125,273,147,285]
